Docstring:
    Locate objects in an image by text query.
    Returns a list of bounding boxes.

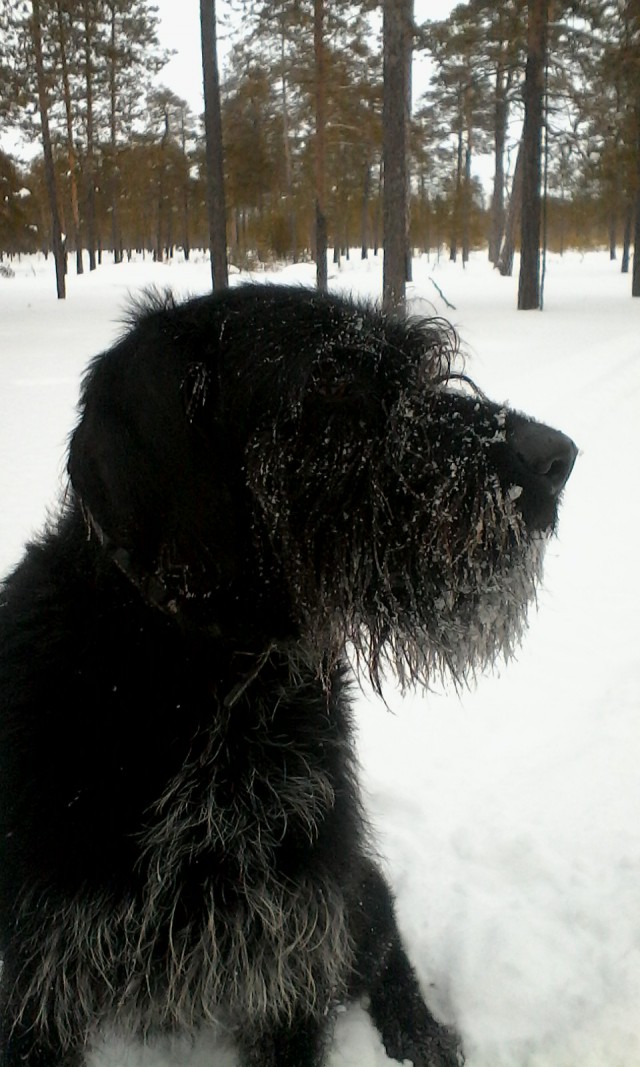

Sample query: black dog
[0,284,576,1067]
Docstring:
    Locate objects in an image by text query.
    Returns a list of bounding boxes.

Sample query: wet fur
[0,284,576,1067]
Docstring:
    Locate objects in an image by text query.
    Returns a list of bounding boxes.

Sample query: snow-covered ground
[1,250,638,1067]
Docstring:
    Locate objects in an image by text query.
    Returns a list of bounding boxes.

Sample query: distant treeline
[0,1,638,275]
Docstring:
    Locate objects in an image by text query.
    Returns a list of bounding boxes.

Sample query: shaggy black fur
[0,284,577,1067]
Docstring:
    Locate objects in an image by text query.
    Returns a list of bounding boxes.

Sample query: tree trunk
[361,156,371,259]
[489,64,509,264]
[498,142,524,277]
[462,133,472,264]
[383,0,412,311]
[461,83,474,266]
[55,0,83,275]
[108,3,122,264]
[405,31,412,284]
[200,0,228,290]
[373,158,383,255]
[621,200,633,273]
[419,170,430,256]
[314,0,328,290]
[279,15,297,263]
[180,111,191,260]
[83,0,97,271]
[632,107,640,296]
[155,111,169,263]
[518,0,549,310]
[450,120,463,262]
[32,0,66,298]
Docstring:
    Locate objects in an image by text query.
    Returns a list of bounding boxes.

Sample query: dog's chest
[119,714,352,1029]
[20,714,353,1043]
[140,711,338,872]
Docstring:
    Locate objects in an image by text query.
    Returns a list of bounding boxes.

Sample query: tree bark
[405,33,412,284]
[83,0,97,271]
[632,105,640,296]
[489,62,509,264]
[32,0,66,298]
[155,109,169,262]
[55,0,83,274]
[279,14,297,263]
[450,118,463,263]
[383,0,412,311]
[108,2,122,264]
[518,0,548,310]
[621,200,633,273]
[373,158,383,256]
[314,0,328,291]
[462,117,472,265]
[498,142,524,277]
[200,0,228,290]
[360,156,371,259]
[180,110,191,260]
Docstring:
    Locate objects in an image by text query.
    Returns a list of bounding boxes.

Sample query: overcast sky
[153,0,458,116]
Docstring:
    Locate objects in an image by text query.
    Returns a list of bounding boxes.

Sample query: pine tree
[200,0,228,289]
[419,6,493,265]
[0,151,34,254]
[518,0,549,310]
[146,88,195,262]
[79,0,99,269]
[383,0,412,310]
[103,0,166,263]
[469,0,526,264]
[228,0,381,267]
[31,0,66,297]
[314,0,328,289]
[53,0,84,274]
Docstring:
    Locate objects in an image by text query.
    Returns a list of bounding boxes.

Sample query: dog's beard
[352,510,549,692]
[305,478,548,693]
[248,400,551,693]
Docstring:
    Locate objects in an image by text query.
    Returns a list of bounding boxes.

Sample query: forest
[0,0,639,300]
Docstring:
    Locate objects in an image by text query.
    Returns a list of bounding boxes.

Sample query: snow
[1,249,639,1067]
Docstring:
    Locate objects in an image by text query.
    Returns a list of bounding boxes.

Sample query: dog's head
[68,284,576,687]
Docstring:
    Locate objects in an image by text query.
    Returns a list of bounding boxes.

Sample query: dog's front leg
[239,1013,330,1067]
[350,861,463,1067]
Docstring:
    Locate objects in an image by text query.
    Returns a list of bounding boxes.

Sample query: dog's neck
[82,504,219,626]
[81,504,325,707]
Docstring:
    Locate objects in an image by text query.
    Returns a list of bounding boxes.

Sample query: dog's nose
[508,419,578,495]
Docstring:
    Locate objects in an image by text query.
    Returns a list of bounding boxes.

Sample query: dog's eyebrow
[433,370,488,401]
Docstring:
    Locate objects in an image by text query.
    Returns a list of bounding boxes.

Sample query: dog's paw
[382,1024,464,1067]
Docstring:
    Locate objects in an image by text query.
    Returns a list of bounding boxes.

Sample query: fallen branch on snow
[429,276,456,310]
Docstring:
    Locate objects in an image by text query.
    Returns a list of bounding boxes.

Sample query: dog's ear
[67,340,244,597]
[68,341,189,562]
